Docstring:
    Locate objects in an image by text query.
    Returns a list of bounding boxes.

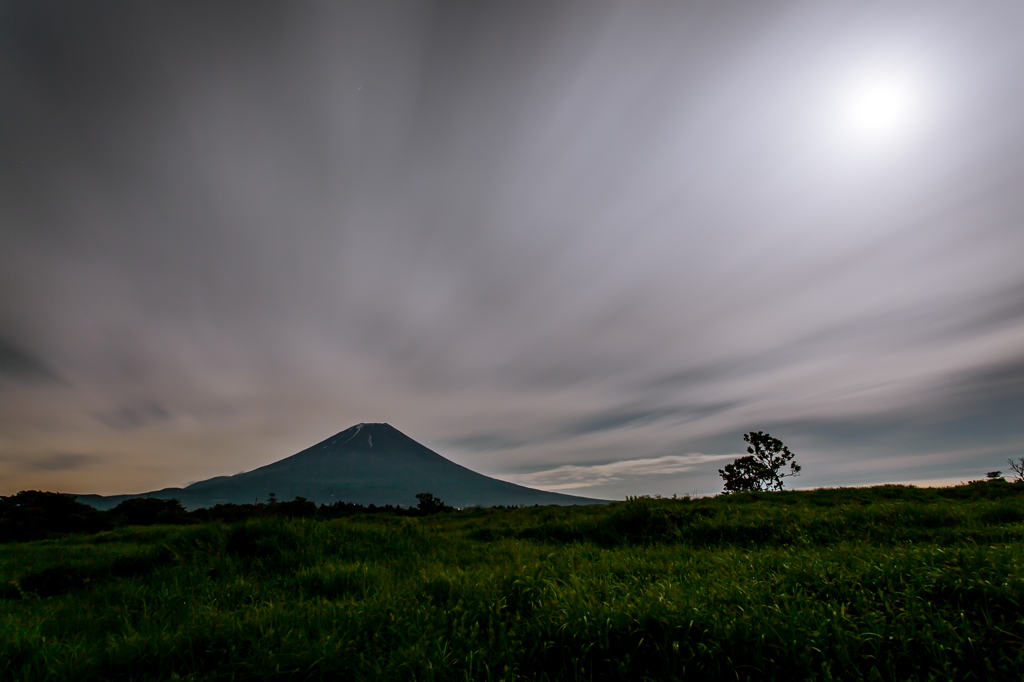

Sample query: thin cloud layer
[504,454,737,491]
[1,1,1023,497]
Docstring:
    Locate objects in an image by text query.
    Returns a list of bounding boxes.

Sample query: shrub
[0,491,112,542]
[108,497,190,526]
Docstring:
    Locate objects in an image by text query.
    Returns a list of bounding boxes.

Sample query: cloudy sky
[2,1,1023,500]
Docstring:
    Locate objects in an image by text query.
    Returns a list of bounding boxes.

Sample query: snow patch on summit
[338,424,363,447]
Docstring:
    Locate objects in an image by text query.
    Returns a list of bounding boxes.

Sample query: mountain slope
[76,423,607,510]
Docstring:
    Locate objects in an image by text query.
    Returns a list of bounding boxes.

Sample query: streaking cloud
[505,454,739,491]
[1,1,1022,499]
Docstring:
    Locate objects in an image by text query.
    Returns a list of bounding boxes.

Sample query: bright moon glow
[836,69,923,147]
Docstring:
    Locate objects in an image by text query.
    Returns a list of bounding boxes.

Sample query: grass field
[3,483,1024,681]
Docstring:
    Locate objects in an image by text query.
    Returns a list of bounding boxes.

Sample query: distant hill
[75,423,607,510]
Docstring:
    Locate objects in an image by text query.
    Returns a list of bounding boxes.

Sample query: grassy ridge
[2,484,1024,681]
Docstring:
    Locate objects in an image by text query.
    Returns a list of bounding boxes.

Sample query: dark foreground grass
[3,484,1024,681]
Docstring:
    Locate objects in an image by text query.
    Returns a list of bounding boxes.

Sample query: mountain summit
[76,423,606,510]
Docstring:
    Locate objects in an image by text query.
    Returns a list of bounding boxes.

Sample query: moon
[835,67,924,149]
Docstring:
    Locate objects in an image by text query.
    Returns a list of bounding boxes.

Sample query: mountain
[75,423,607,510]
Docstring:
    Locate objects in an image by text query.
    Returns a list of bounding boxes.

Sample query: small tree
[1008,457,1024,483]
[719,431,801,493]
[986,471,1004,481]
[415,492,451,515]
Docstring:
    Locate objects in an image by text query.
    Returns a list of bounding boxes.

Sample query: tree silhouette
[718,455,767,493]
[415,492,451,514]
[108,497,188,526]
[1008,457,1024,483]
[719,431,801,493]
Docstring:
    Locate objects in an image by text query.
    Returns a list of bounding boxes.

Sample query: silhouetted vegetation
[719,431,801,492]
[414,492,452,515]
[107,497,190,526]
[1009,456,1024,482]
[4,482,1024,679]
[0,491,454,543]
[0,490,111,543]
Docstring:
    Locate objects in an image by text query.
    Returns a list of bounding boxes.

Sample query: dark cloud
[443,433,539,453]
[963,359,1024,396]
[94,401,171,431]
[568,403,739,436]
[25,454,102,472]
[447,402,741,455]
[570,409,676,436]
[0,335,62,384]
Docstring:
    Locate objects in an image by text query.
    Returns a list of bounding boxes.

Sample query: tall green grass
[3,484,1024,680]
